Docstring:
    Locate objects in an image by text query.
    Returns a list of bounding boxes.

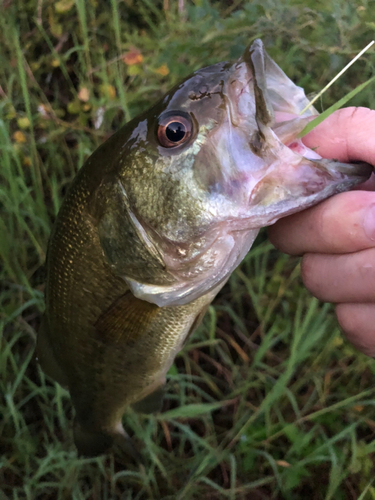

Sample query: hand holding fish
[269,107,375,355]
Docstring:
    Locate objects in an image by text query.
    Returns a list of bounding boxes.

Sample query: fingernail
[363,204,375,241]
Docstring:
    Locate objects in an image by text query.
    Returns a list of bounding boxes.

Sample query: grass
[1,0,375,498]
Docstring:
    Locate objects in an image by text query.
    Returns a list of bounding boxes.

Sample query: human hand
[268,107,375,355]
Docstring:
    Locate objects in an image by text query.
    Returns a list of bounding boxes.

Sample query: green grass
[1,0,375,498]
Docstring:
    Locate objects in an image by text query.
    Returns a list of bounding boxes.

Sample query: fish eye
[157,112,193,148]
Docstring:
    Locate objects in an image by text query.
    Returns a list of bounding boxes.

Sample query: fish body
[37,40,371,456]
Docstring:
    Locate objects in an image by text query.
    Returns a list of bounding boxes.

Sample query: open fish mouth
[252,117,373,226]
[222,38,373,226]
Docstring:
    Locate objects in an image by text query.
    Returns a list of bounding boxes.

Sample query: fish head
[104,39,371,306]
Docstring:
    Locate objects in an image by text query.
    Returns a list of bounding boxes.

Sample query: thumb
[302,107,375,165]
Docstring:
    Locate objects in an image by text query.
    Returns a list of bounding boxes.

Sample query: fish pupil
[166,121,186,142]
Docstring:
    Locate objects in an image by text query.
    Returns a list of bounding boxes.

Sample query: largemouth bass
[36,39,371,457]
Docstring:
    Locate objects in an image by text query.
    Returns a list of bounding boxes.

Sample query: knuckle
[334,107,375,165]
[334,106,370,126]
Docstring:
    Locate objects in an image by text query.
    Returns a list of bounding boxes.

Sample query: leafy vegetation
[1,0,375,498]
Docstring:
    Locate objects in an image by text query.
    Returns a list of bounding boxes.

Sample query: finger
[336,303,375,356]
[301,249,375,303]
[268,190,375,255]
[302,107,375,165]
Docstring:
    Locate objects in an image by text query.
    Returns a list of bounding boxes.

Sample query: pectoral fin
[95,290,159,344]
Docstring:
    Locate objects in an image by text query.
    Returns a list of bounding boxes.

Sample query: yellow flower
[155,64,169,76]
[100,84,116,100]
[17,117,30,129]
[13,131,26,143]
